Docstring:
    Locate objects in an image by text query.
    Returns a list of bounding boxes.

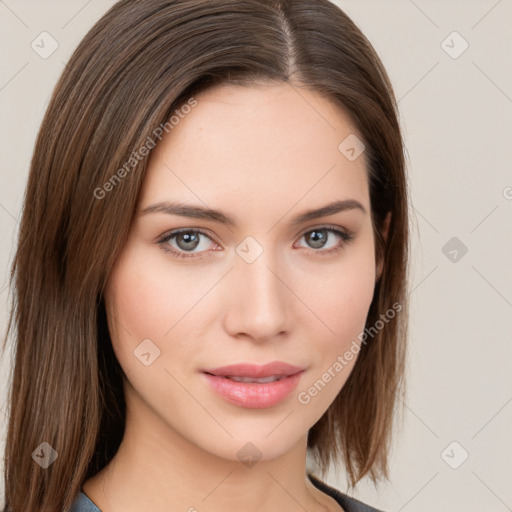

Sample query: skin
[83,82,389,512]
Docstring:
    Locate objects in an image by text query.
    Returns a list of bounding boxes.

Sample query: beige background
[1,1,511,510]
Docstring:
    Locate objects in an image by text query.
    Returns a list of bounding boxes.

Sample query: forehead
[139,83,370,218]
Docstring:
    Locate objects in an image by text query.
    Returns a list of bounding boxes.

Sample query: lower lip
[201,371,304,409]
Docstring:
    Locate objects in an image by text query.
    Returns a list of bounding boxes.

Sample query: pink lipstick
[201,361,305,409]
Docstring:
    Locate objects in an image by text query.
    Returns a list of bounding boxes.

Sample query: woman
[1,1,409,511]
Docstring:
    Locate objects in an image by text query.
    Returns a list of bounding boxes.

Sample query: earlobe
[376,212,391,281]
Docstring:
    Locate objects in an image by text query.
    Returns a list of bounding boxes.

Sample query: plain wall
[1,1,511,510]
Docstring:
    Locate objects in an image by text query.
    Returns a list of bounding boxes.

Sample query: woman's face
[105,82,379,462]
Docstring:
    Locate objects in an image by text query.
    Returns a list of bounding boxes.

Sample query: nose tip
[224,251,289,342]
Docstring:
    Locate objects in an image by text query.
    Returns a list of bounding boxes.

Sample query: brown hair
[1,0,408,510]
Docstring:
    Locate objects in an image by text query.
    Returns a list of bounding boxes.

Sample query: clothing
[70,473,384,512]
[69,491,101,512]
[308,473,384,512]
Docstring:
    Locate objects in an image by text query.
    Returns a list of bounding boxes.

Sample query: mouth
[200,361,305,409]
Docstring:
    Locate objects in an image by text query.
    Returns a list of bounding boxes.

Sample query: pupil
[308,230,327,249]
[177,232,199,250]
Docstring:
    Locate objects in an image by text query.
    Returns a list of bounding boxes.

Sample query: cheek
[296,239,377,349]
[292,242,376,414]
[104,244,198,375]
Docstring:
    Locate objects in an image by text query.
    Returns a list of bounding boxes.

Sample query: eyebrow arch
[139,199,366,227]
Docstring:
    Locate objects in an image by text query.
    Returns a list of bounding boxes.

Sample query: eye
[157,229,219,259]
[157,225,354,260]
[294,225,354,255]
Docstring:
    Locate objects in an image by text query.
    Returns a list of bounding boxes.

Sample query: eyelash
[156,225,354,260]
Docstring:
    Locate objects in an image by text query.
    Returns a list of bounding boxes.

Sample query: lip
[202,361,304,378]
[200,361,305,409]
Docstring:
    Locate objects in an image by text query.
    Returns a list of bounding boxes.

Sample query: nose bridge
[226,237,289,340]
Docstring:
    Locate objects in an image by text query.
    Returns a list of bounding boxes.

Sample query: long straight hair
[2,1,409,510]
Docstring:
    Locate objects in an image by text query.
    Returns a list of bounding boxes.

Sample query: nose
[223,249,291,343]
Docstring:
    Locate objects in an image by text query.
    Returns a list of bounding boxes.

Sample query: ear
[376,212,391,282]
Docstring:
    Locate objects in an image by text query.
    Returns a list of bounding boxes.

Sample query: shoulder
[307,473,386,512]
[69,490,102,512]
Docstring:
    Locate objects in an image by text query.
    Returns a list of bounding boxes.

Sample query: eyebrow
[139,199,366,227]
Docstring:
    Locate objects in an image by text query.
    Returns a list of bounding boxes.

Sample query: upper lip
[202,361,305,378]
